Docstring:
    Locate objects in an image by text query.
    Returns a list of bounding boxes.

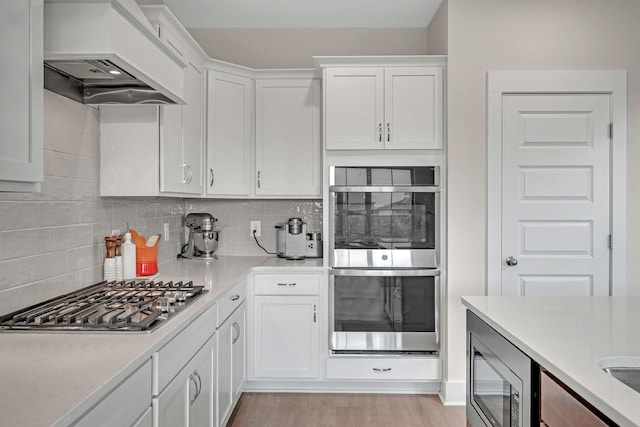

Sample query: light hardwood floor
[228,393,466,427]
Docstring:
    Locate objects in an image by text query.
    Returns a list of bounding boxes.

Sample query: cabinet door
[384,67,443,150]
[161,60,203,195]
[253,296,319,379]
[255,79,321,196]
[156,336,215,427]
[206,71,252,196]
[231,304,246,399]
[217,312,234,427]
[325,67,384,150]
[182,61,204,194]
[0,0,43,191]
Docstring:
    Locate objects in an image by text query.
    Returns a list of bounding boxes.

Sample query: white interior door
[501,94,611,296]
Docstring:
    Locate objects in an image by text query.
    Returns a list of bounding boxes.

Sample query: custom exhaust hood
[43,0,186,105]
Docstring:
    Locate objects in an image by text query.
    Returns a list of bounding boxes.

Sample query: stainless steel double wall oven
[328,166,441,354]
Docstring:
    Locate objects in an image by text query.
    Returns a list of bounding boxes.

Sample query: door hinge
[608,234,613,249]
[609,123,613,139]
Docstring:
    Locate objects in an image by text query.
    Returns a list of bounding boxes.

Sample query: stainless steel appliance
[330,269,439,353]
[0,280,205,332]
[180,213,220,260]
[329,166,440,269]
[275,218,323,260]
[467,311,537,427]
[328,166,441,354]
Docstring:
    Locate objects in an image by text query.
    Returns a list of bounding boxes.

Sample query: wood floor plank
[228,393,466,427]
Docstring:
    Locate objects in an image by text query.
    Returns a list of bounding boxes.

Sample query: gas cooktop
[0,279,205,332]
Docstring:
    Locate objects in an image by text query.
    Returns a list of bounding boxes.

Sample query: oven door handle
[329,269,440,277]
[329,185,440,193]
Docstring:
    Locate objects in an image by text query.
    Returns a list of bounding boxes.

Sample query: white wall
[446,0,640,383]
[427,0,448,55]
[188,28,429,68]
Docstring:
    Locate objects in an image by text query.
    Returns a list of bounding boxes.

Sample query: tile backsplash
[184,199,323,256]
[0,90,322,314]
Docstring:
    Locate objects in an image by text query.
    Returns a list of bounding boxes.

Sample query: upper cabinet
[255,78,321,197]
[101,5,206,197]
[0,0,43,192]
[206,70,253,197]
[316,57,445,150]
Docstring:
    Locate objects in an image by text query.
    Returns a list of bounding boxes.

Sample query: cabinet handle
[230,294,240,301]
[232,322,240,344]
[277,282,296,286]
[186,164,193,184]
[209,168,214,187]
[257,171,261,189]
[181,163,189,184]
[189,370,202,404]
[372,367,392,372]
[313,304,317,323]
[386,123,390,142]
[378,123,382,142]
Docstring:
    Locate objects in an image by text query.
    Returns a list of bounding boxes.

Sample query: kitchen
[1,0,640,426]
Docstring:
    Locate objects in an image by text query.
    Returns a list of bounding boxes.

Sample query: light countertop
[462,296,640,427]
[0,256,323,427]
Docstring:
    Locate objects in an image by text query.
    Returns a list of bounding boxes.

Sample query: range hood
[43,0,186,105]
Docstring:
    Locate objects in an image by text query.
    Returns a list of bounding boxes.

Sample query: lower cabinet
[154,334,216,427]
[253,295,319,378]
[540,368,610,427]
[73,359,153,427]
[250,272,321,381]
[218,301,246,427]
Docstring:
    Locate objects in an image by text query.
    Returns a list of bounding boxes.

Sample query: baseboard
[244,380,441,394]
[438,380,466,406]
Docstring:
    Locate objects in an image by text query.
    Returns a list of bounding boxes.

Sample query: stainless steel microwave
[467,311,537,427]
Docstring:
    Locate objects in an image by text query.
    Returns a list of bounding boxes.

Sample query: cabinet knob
[506,256,519,266]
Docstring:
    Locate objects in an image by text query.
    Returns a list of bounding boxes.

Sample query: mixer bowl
[192,230,219,256]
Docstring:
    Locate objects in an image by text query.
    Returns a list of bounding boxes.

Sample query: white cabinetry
[73,359,153,427]
[254,78,321,197]
[251,273,320,379]
[155,335,215,427]
[0,0,43,192]
[206,70,253,196]
[217,280,247,427]
[101,5,206,197]
[319,58,444,150]
[153,304,218,427]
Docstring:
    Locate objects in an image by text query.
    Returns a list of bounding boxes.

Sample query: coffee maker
[179,213,219,260]
[275,218,322,260]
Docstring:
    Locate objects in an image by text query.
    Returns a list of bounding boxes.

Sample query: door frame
[487,70,627,296]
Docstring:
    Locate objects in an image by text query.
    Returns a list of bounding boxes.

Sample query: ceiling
[150,0,444,29]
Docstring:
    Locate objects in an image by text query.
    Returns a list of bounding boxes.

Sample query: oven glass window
[333,167,437,250]
[333,275,435,333]
[472,347,516,427]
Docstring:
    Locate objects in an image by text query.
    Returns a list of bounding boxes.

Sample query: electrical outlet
[250,221,261,237]
[163,223,170,241]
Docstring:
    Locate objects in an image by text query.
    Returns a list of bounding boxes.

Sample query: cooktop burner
[0,280,205,332]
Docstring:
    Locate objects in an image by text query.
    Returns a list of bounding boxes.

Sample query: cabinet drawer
[217,280,247,327]
[540,370,609,427]
[154,304,217,395]
[326,357,441,381]
[254,273,320,295]
[75,359,152,427]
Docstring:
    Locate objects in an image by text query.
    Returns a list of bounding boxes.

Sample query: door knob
[505,256,518,266]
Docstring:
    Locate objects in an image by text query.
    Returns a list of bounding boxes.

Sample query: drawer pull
[230,295,240,301]
[277,283,297,286]
[372,367,392,373]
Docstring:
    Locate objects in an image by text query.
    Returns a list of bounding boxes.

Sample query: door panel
[501,94,610,296]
